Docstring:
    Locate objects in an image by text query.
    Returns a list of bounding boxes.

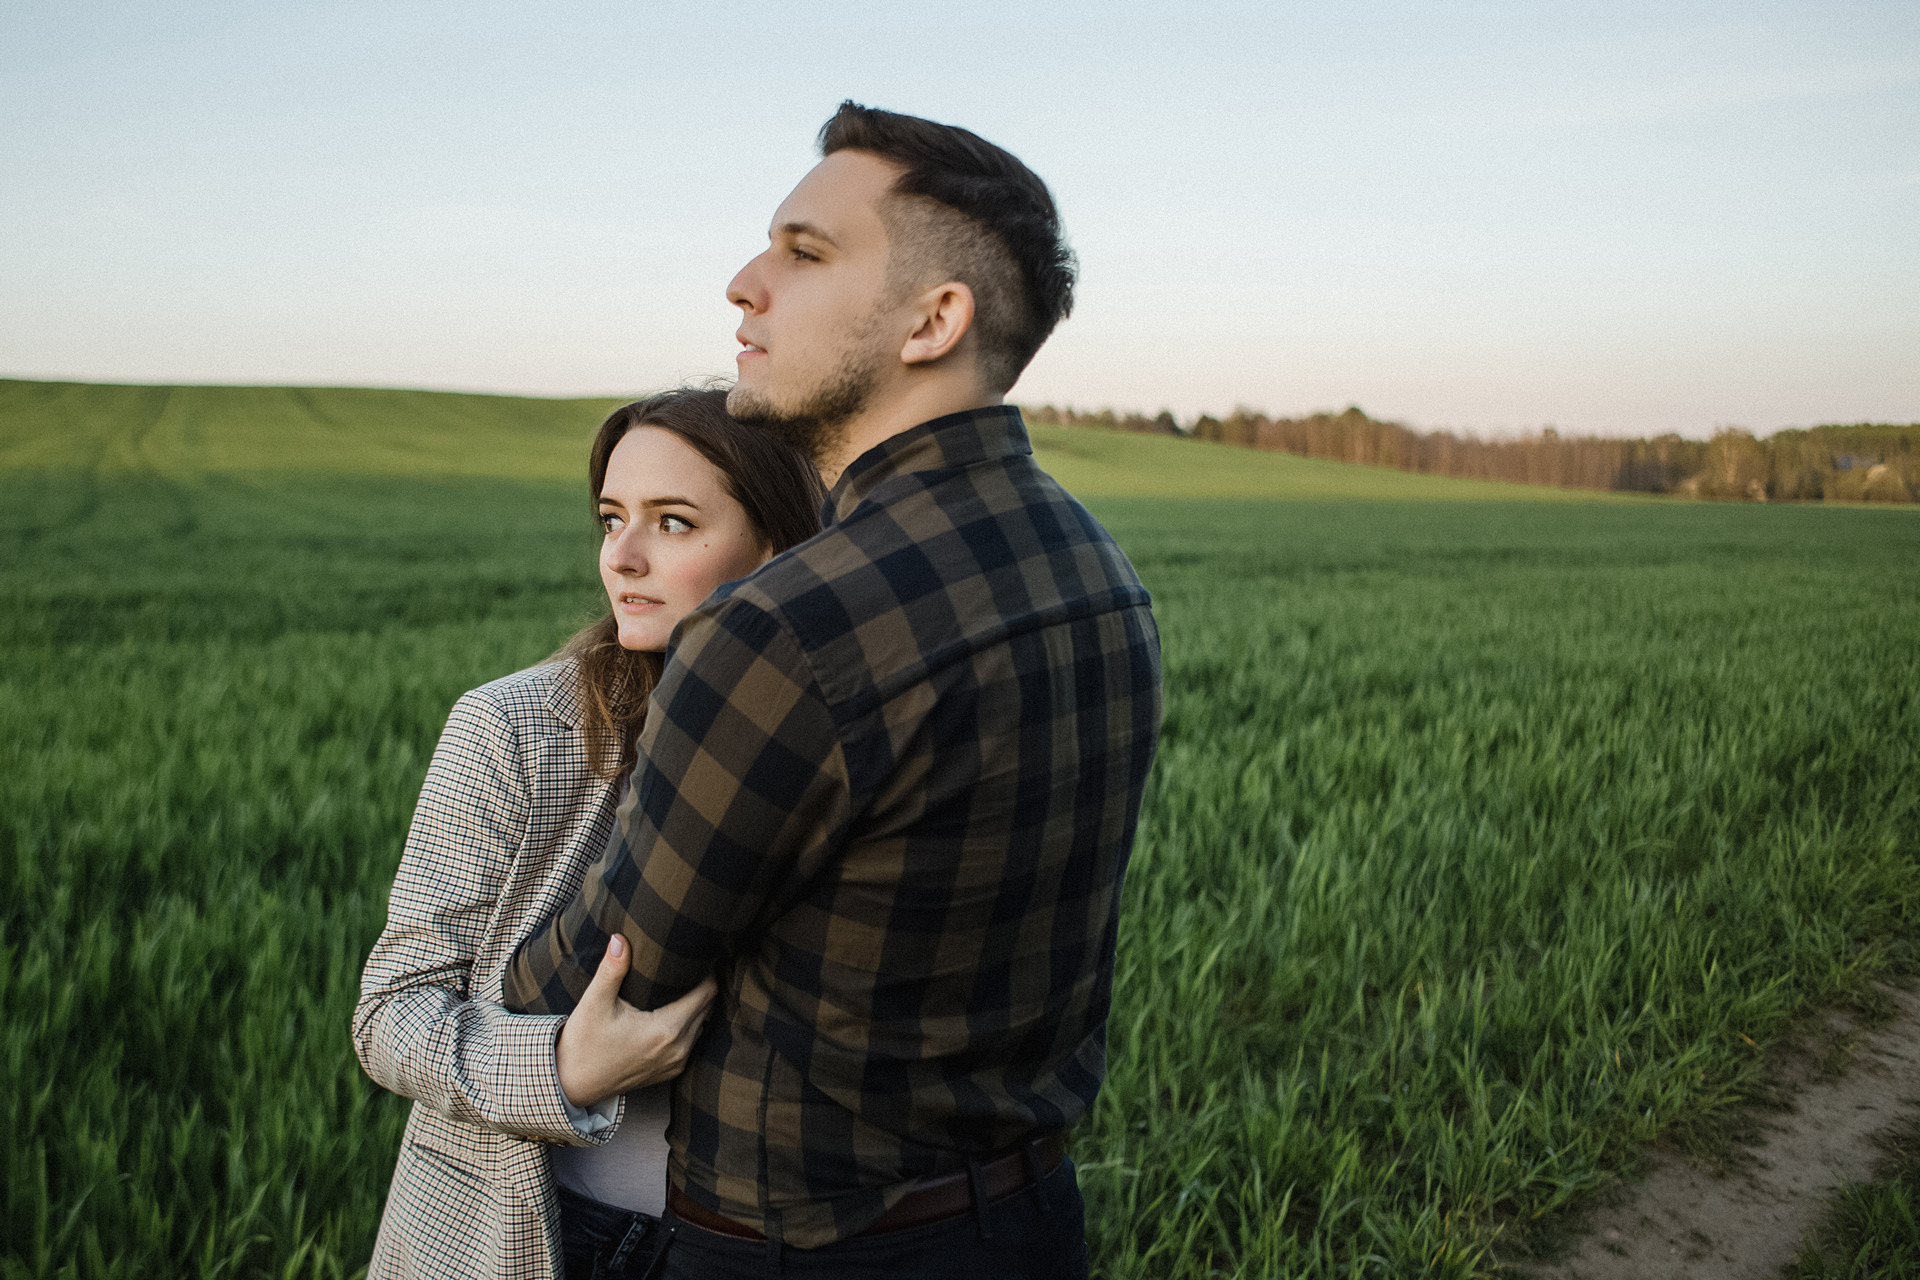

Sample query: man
[505,101,1162,1278]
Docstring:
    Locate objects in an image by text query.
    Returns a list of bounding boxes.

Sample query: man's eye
[791,246,818,262]
[661,514,694,533]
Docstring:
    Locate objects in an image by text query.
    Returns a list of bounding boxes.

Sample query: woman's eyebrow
[640,495,699,510]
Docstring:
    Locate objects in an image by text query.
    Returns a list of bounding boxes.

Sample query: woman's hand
[554,934,718,1108]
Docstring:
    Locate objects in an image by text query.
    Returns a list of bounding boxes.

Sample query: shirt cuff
[553,1048,619,1136]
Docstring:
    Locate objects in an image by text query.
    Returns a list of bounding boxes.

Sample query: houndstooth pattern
[355,658,625,1280]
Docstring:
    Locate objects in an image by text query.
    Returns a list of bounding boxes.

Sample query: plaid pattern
[504,407,1163,1248]
[355,660,628,1280]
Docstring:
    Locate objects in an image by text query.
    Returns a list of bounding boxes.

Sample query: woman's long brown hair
[553,387,825,780]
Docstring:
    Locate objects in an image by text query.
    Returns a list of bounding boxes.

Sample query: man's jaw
[727,380,853,473]
[728,314,888,475]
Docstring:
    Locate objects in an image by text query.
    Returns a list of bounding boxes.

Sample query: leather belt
[666,1132,1066,1241]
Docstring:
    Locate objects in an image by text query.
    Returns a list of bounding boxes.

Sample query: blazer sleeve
[353,685,620,1146]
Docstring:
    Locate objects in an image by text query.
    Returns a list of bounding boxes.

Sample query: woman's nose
[604,528,648,576]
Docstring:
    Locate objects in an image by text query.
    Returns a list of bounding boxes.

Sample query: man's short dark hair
[818,101,1076,394]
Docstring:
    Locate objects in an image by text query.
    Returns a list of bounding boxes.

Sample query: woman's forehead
[603,425,726,499]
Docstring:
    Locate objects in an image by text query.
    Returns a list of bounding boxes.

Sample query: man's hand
[555,934,718,1108]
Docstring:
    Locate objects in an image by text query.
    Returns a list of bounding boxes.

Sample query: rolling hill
[0,378,1633,501]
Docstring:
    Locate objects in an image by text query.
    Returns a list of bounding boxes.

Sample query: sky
[2,1,1916,437]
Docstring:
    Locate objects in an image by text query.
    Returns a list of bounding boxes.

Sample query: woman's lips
[619,594,663,612]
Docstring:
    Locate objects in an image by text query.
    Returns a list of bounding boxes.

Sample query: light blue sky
[3,1,1916,436]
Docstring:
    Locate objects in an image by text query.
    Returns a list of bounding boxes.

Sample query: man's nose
[726,254,767,313]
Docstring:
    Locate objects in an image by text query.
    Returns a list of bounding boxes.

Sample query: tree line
[1020,404,1919,503]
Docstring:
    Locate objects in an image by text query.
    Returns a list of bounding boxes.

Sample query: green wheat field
[4,378,1918,1278]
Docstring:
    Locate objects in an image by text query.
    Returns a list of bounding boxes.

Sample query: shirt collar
[823,405,1031,526]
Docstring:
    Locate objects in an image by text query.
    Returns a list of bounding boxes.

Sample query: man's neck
[818,380,1005,489]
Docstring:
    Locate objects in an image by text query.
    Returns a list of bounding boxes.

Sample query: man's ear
[899,282,976,367]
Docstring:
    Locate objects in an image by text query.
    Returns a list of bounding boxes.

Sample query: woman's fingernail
[609,935,625,958]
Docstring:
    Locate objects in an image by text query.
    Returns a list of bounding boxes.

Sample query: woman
[354,388,825,1280]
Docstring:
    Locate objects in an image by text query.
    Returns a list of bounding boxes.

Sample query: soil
[1505,984,1920,1280]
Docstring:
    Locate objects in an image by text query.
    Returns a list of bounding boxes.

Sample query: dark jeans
[557,1184,670,1280]
[654,1157,1089,1279]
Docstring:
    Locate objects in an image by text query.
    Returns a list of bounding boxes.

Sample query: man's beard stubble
[726,320,889,468]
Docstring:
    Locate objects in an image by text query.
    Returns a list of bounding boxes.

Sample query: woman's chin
[613,625,660,654]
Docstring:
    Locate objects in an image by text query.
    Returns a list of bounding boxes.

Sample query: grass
[1788,1115,1920,1279]
[1080,498,1919,1275]
[1,377,1622,500]
[2,380,1917,1278]
[1026,422,1643,501]
[0,379,620,479]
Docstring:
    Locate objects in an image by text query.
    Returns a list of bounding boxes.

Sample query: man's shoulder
[711,527,862,662]
[720,452,1148,663]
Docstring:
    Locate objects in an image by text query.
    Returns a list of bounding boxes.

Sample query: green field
[0,377,1626,500]
[3,379,1917,1278]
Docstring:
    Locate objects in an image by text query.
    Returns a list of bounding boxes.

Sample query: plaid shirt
[504,406,1161,1247]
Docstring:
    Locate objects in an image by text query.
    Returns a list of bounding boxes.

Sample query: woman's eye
[599,512,623,533]
[661,514,694,534]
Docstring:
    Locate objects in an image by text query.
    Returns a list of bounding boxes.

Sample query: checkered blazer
[505,407,1163,1247]
[355,658,626,1280]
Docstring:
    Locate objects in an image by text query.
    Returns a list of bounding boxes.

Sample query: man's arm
[504,595,850,1015]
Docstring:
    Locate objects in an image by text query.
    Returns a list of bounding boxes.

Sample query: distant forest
[1022,404,1919,503]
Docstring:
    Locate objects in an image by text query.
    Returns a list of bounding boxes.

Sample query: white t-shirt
[549,1082,673,1215]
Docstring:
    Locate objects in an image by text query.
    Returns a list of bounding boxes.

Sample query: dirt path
[1511,984,1920,1280]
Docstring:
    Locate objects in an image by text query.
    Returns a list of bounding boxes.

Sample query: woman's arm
[555,934,717,1106]
[352,687,613,1145]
